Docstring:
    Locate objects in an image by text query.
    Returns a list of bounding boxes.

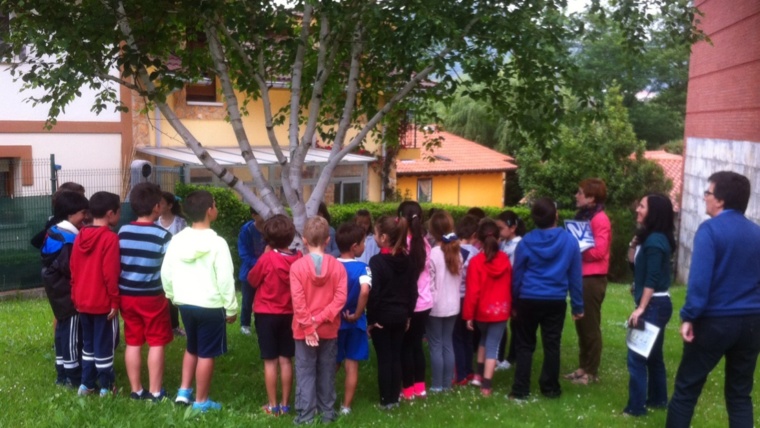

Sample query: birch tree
[1,0,696,230]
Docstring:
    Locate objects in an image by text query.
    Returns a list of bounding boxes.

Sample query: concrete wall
[678,0,760,282]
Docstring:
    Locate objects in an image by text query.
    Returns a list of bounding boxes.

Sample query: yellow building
[395,128,517,208]
[131,79,380,203]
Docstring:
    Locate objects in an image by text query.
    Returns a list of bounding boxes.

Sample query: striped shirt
[118,222,171,296]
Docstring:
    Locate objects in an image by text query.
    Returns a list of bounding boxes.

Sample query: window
[334,181,362,204]
[186,76,217,103]
[417,178,432,203]
[0,158,13,197]
[0,12,26,63]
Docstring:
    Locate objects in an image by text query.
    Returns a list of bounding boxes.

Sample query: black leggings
[371,321,406,405]
[402,309,431,388]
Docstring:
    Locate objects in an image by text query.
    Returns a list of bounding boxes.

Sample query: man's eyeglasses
[703,190,714,197]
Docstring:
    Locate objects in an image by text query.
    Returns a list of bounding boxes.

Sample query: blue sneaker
[99,386,117,397]
[193,399,222,413]
[77,385,95,396]
[175,388,194,405]
[150,388,168,402]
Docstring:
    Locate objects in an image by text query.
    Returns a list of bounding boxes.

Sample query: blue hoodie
[512,227,583,315]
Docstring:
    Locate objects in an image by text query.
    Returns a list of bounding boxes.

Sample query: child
[397,201,433,399]
[426,210,462,393]
[317,202,340,257]
[354,209,379,265]
[367,216,418,409]
[463,219,512,396]
[509,198,583,400]
[70,191,121,397]
[248,214,302,416]
[290,217,347,424]
[155,191,187,337]
[32,182,86,249]
[335,223,372,414]
[452,215,480,386]
[495,210,526,371]
[162,190,238,412]
[237,207,266,336]
[118,182,173,400]
[40,190,89,389]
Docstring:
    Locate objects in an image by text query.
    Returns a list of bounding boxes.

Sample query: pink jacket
[408,235,433,312]
[582,211,611,276]
[290,254,347,340]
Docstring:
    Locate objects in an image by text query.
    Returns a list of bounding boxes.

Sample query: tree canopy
[1,0,698,227]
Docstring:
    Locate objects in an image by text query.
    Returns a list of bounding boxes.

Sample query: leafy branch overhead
[1,0,698,227]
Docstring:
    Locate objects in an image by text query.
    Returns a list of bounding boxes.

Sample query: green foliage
[517,86,670,210]
[629,101,685,149]
[175,184,250,273]
[661,139,684,155]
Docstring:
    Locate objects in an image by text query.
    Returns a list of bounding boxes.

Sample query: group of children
[40,183,581,421]
[40,182,237,413]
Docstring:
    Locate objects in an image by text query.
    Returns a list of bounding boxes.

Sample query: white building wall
[677,137,760,283]
[0,65,121,122]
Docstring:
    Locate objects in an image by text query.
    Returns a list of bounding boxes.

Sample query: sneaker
[508,393,528,402]
[495,360,512,371]
[175,388,194,405]
[192,399,222,413]
[413,382,427,398]
[377,402,399,411]
[481,388,492,397]
[339,406,351,415]
[240,326,252,336]
[429,387,444,394]
[400,386,415,401]
[279,404,290,415]
[77,385,95,396]
[172,327,186,337]
[262,404,280,416]
[150,389,168,402]
[130,390,152,400]
[99,386,117,397]
[470,375,483,387]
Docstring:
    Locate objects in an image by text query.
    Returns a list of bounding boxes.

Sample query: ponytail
[376,215,408,256]
[478,219,501,262]
[398,201,427,277]
[430,210,461,275]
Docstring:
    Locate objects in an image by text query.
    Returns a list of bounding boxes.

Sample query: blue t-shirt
[338,258,372,331]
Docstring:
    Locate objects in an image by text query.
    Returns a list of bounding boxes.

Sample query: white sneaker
[240,326,251,336]
[495,360,512,371]
[340,406,351,415]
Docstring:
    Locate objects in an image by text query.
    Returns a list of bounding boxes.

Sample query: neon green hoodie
[162,228,238,316]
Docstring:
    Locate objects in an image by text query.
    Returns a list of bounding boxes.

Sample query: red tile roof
[396,128,517,176]
[644,150,683,212]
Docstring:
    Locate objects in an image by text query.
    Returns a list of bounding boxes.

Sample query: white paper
[564,220,596,252]
[626,321,661,358]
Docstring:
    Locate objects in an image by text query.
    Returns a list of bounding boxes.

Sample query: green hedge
[173,186,635,282]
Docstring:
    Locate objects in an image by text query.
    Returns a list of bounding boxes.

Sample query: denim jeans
[240,280,255,328]
[624,296,672,416]
[452,299,474,382]
[426,315,457,389]
[666,314,760,428]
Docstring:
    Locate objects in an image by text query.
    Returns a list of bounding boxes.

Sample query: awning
[136,146,375,166]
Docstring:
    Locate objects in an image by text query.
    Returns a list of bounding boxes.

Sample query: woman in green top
[624,193,675,417]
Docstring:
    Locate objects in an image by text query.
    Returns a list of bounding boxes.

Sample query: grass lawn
[1,284,756,427]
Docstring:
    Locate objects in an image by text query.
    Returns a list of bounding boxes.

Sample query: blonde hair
[303,216,330,247]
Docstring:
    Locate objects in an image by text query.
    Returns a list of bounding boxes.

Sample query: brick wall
[678,0,760,282]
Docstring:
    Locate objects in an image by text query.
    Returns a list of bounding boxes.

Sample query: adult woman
[155,191,187,336]
[566,178,611,385]
[623,193,675,416]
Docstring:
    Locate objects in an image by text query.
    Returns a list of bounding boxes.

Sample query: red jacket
[248,249,302,314]
[581,211,611,276]
[463,251,511,323]
[290,254,347,340]
[70,225,121,314]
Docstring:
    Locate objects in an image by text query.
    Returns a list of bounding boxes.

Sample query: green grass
[1,285,756,427]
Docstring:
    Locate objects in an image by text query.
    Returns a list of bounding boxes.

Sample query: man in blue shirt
[667,171,760,428]
[238,208,266,336]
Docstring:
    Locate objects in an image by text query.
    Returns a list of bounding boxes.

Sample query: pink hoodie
[408,235,433,312]
[290,254,347,340]
[581,211,611,276]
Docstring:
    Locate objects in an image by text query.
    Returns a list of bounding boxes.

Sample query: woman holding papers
[566,178,612,385]
[623,193,675,417]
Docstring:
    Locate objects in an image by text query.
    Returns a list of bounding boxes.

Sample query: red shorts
[120,295,173,347]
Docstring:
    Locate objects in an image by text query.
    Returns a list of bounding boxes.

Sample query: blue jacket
[681,210,760,321]
[238,220,266,282]
[512,227,583,315]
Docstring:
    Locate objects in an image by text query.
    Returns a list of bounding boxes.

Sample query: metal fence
[0,157,182,292]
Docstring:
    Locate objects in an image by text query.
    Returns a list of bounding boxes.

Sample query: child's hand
[405,318,411,332]
[107,308,118,321]
[367,323,383,335]
[306,332,319,347]
[466,320,474,331]
[226,314,238,324]
[343,310,358,323]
